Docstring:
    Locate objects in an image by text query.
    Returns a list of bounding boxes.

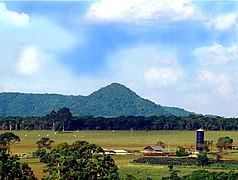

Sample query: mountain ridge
[0,83,193,117]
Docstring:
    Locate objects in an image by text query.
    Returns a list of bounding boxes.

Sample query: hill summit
[0,83,192,117]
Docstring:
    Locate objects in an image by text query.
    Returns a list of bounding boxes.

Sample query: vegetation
[41,141,119,179]
[36,137,54,149]
[0,132,20,148]
[1,111,238,131]
[217,136,233,151]
[162,169,238,180]
[1,130,238,179]
[176,146,190,157]
[203,140,212,152]
[182,170,238,180]
[0,83,191,117]
[133,156,238,167]
[0,132,120,179]
[0,132,37,179]
[197,152,209,166]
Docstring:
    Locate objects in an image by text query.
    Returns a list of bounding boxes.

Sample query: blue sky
[1,0,238,117]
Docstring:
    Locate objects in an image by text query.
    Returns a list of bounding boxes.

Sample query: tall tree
[0,132,37,179]
[54,108,72,132]
[0,149,37,180]
[197,152,209,166]
[0,132,20,149]
[42,141,119,179]
[36,137,54,149]
[216,136,233,151]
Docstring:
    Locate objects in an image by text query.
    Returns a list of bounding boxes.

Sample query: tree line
[0,108,238,131]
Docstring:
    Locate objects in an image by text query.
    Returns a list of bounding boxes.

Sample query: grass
[8,130,238,154]
[2,130,238,179]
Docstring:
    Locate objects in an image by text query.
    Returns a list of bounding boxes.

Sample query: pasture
[3,130,238,179]
[9,130,238,153]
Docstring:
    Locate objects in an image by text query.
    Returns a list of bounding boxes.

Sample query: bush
[176,146,190,157]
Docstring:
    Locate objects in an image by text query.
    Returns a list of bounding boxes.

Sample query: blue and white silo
[196,128,204,152]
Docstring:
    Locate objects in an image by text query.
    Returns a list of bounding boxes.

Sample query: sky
[0,0,238,117]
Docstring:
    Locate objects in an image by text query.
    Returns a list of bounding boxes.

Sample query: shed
[111,149,129,155]
[143,145,164,152]
[103,149,129,155]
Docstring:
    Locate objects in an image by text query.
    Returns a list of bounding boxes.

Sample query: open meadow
[8,130,238,153]
[4,130,238,179]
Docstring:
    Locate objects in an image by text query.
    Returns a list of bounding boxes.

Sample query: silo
[196,128,204,152]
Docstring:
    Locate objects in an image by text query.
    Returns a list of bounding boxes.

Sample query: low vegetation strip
[133,157,238,167]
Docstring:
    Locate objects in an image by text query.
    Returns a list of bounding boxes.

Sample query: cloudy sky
[1,0,238,117]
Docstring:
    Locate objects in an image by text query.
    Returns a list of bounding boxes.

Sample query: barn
[143,145,164,152]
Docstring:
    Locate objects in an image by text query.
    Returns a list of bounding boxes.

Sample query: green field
[3,130,238,179]
[9,130,238,153]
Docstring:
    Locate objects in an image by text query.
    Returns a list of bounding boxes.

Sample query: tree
[176,146,190,157]
[0,132,20,146]
[0,132,37,179]
[216,136,233,151]
[156,141,165,148]
[203,140,211,152]
[36,137,54,149]
[197,152,209,166]
[162,164,181,180]
[49,110,57,131]
[42,141,119,179]
[54,107,72,132]
[0,148,37,179]
[34,137,54,162]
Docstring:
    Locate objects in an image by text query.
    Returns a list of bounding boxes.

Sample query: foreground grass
[117,157,238,179]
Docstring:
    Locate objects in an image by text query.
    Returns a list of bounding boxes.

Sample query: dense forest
[0,83,191,117]
[0,107,237,131]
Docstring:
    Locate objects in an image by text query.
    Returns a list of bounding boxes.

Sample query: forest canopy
[0,108,237,131]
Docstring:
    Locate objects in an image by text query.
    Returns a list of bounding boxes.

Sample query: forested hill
[0,83,193,117]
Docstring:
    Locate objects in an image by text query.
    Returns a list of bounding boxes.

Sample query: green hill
[0,83,193,117]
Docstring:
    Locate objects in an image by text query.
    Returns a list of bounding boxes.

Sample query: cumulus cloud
[105,46,183,88]
[199,71,232,95]
[144,61,183,86]
[0,2,80,94]
[17,46,43,75]
[144,67,179,85]
[206,13,238,31]
[194,44,238,66]
[85,0,199,23]
[0,2,29,26]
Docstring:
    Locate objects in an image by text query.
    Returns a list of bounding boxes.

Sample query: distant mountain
[0,83,193,117]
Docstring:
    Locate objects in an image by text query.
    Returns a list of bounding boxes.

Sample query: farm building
[104,149,129,155]
[141,145,175,156]
[196,128,204,152]
[143,145,164,152]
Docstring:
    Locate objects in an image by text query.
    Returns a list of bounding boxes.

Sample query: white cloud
[104,46,183,88]
[0,2,81,94]
[0,2,29,26]
[144,65,182,86]
[17,46,43,75]
[85,0,199,24]
[207,13,238,31]
[199,70,216,82]
[199,70,232,95]
[194,44,238,66]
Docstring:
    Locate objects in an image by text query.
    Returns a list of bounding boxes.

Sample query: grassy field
[9,130,238,153]
[3,130,238,179]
